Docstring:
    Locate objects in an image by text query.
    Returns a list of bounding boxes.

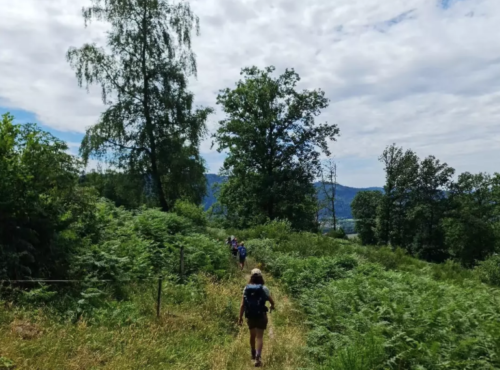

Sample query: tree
[411,156,454,262]
[442,172,497,266]
[376,144,419,248]
[67,0,212,211]
[80,169,155,209]
[319,158,338,230]
[213,66,339,230]
[0,113,82,279]
[351,190,383,245]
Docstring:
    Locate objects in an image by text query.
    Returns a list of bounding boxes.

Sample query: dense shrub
[225,219,294,243]
[173,199,208,228]
[326,228,348,240]
[72,204,227,282]
[0,113,84,280]
[475,254,500,287]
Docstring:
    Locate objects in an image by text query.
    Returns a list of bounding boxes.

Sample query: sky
[1,0,499,187]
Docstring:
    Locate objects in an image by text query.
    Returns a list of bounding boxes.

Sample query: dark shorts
[247,314,268,330]
[239,256,246,263]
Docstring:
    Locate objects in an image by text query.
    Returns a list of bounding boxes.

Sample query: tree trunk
[141,6,168,212]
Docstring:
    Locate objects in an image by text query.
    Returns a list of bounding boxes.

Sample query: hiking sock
[256,351,261,359]
[251,349,256,360]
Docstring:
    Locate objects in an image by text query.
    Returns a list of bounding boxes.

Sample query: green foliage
[374,144,500,267]
[173,199,207,227]
[304,271,500,369]
[224,219,294,243]
[80,169,155,209]
[213,66,338,231]
[377,145,455,261]
[475,254,500,287]
[0,113,83,280]
[0,357,15,369]
[71,203,227,285]
[68,0,211,211]
[442,172,499,266]
[247,231,500,369]
[326,228,348,240]
[351,190,382,245]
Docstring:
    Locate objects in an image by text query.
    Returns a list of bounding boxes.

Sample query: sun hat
[251,268,262,276]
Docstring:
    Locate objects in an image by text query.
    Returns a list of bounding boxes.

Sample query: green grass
[0,259,307,370]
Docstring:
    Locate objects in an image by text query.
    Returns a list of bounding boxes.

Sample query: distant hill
[202,174,383,219]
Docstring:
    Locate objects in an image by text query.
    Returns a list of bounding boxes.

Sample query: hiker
[231,237,239,258]
[238,268,275,367]
[238,242,247,270]
[226,237,232,249]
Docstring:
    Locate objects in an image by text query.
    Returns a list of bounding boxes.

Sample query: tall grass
[0,260,307,370]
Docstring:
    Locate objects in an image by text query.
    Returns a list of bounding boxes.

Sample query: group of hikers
[226,236,247,270]
[225,236,275,368]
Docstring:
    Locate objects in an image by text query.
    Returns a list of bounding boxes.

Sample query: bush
[173,199,207,228]
[0,113,83,280]
[135,208,194,240]
[326,228,348,240]
[475,254,500,287]
[2,199,230,316]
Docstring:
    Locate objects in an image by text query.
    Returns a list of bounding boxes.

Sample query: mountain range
[202,174,383,219]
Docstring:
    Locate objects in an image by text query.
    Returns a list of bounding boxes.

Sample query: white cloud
[1,0,500,187]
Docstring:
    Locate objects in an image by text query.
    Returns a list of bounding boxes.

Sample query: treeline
[352,144,500,266]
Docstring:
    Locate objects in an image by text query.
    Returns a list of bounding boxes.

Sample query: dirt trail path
[210,259,307,370]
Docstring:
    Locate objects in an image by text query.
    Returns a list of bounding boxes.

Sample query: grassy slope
[245,234,500,369]
[0,259,306,370]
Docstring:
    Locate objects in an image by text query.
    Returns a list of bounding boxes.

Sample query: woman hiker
[238,268,275,367]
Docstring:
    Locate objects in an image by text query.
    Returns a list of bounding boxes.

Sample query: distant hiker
[238,242,247,270]
[239,268,275,367]
[226,237,232,248]
[231,237,239,258]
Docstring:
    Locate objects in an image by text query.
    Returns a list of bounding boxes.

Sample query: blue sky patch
[439,0,465,10]
[0,106,85,150]
[372,9,416,32]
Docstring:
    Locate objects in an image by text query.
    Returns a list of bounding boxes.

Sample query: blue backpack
[239,246,247,258]
[244,284,268,318]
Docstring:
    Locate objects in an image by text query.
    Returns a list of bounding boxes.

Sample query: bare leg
[254,328,264,366]
[250,328,256,352]
[255,329,264,353]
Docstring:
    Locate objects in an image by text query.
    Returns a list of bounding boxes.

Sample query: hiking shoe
[254,357,262,367]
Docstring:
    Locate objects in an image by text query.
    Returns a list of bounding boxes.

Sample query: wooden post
[180,246,185,283]
[156,276,162,318]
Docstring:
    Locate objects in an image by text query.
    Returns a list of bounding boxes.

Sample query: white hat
[251,268,262,276]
